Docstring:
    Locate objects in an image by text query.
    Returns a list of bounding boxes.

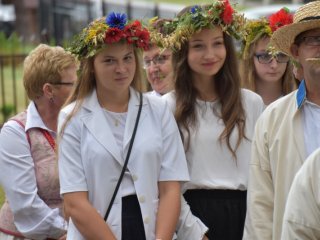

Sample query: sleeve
[157,101,208,239]
[243,116,274,240]
[58,110,87,194]
[0,121,66,239]
[281,149,320,240]
[159,101,189,182]
[175,196,208,240]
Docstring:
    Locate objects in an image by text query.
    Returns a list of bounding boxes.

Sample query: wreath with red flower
[268,7,293,32]
[150,0,245,50]
[241,7,293,59]
[68,12,150,59]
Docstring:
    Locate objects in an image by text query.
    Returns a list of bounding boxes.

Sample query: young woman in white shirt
[159,2,264,239]
[58,12,189,240]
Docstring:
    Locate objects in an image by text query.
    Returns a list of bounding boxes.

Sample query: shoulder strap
[10,119,31,147]
[104,92,143,221]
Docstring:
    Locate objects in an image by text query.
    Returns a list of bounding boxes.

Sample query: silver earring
[50,97,54,103]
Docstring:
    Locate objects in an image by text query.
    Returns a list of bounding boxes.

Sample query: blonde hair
[240,35,296,94]
[23,44,77,100]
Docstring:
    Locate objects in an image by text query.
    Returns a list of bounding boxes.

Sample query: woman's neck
[34,99,59,132]
[192,74,217,102]
[97,88,130,112]
[255,80,282,105]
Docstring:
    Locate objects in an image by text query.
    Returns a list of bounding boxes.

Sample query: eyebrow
[103,51,133,59]
[190,36,224,42]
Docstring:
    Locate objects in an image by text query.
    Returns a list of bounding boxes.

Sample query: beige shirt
[244,90,307,240]
[281,148,320,239]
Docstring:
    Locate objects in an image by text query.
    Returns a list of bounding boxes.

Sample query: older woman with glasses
[0,44,78,240]
[240,8,297,105]
[143,18,174,96]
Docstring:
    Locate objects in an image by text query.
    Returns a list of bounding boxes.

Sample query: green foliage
[0,31,36,55]
[1,104,15,121]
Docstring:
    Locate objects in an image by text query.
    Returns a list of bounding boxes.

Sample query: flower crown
[68,12,150,59]
[152,0,245,50]
[148,17,174,46]
[242,7,293,59]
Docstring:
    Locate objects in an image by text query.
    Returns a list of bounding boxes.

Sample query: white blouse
[163,89,264,191]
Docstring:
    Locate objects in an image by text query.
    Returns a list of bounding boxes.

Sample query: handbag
[104,92,143,221]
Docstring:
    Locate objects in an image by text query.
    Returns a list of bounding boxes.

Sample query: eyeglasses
[143,54,171,69]
[51,82,75,86]
[254,52,289,64]
[296,36,320,46]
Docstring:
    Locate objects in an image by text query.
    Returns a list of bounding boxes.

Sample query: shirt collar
[296,80,306,109]
[25,101,55,134]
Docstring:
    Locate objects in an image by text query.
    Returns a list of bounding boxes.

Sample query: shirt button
[138,195,145,203]
[144,216,150,224]
[132,175,138,181]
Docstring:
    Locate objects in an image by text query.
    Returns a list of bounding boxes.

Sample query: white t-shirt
[302,100,320,157]
[163,88,264,191]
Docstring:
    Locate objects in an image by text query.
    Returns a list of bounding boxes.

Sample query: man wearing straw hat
[243,1,320,240]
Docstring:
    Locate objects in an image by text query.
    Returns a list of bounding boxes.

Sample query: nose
[203,46,215,59]
[147,62,160,74]
[269,58,279,68]
[115,61,127,73]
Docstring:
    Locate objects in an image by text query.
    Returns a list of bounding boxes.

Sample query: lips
[202,62,216,67]
[115,76,128,81]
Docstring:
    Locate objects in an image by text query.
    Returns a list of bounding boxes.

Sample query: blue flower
[190,5,199,14]
[106,12,127,30]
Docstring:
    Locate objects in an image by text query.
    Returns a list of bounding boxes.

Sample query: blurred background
[0,0,314,127]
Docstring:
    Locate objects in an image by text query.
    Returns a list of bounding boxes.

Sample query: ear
[290,44,299,60]
[43,83,54,99]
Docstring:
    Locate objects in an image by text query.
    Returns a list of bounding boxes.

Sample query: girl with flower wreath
[240,8,297,105]
[57,12,189,240]
[159,1,265,239]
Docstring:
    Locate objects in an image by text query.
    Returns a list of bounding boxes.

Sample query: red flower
[134,29,150,50]
[221,0,234,24]
[130,20,141,29]
[105,28,124,43]
[269,8,293,32]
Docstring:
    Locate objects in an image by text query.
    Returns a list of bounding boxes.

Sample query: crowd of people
[0,0,319,239]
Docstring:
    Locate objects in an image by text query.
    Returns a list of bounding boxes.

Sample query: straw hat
[271,1,320,57]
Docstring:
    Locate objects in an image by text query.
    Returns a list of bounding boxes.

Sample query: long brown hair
[59,46,146,136]
[240,35,296,94]
[173,31,246,158]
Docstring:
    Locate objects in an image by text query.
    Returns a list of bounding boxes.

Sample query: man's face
[291,28,320,81]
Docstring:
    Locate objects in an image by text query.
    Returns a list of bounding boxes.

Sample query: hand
[58,234,67,240]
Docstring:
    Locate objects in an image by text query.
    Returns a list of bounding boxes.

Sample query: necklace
[105,110,127,127]
[111,115,120,127]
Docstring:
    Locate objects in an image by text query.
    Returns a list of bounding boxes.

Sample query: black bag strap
[104,92,143,221]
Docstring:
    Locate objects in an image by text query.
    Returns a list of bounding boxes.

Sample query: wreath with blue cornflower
[150,0,246,51]
[68,12,150,59]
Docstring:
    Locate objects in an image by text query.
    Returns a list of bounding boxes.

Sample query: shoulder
[241,88,264,117]
[299,148,320,176]
[161,91,176,113]
[143,92,169,116]
[241,88,263,106]
[261,90,297,119]
[255,90,298,133]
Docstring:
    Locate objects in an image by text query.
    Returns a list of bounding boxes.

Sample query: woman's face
[253,37,288,84]
[143,46,174,95]
[93,43,136,95]
[187,27,226,80]
[52,64,77,109]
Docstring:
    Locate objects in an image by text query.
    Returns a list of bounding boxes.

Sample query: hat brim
[271,19,320,57]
